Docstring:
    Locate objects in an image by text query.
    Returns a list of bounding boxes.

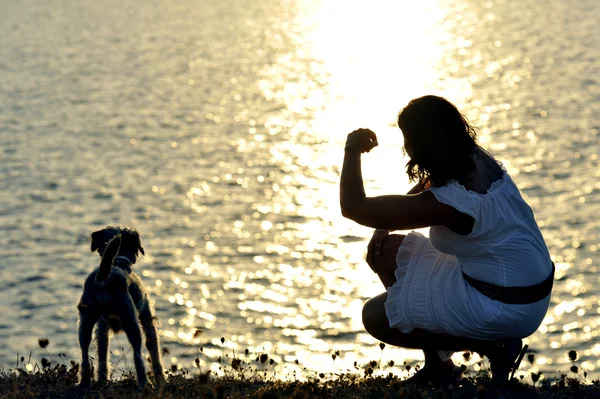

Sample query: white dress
[384,167,553,339]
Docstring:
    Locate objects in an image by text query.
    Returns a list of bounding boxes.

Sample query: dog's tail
[95,234,121,285]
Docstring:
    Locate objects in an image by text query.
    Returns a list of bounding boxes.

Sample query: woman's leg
[366,233,478,367]
[363,232,525,384]
[363,292,488,352]
[362,293,526,384]
[366,233,453,365]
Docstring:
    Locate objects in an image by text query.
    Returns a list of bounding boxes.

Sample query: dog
[77,226,166,388]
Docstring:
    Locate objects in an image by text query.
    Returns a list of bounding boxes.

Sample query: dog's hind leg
[78,308,100,388]
[95,317,110,384]
[139,300,166,385]
[119,298,150,388]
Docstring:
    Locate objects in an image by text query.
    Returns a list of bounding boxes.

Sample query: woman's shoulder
[428,149,513,213]
[438,148,508,195]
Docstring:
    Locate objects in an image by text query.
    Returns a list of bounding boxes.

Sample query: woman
[340,95,553,386]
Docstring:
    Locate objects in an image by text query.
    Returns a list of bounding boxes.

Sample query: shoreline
[1,345,597,399]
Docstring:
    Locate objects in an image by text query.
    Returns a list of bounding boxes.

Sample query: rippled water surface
[1,0,598,381]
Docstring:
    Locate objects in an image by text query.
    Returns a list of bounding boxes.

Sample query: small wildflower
[195,358,200,366]
[38,338,49,349]
[319,373,325,378]
[231,358,241,370]
[370,360,377,368]
[531,371,541,384]
[462,352,471,361]
[260,354,268,363]
[332,353,336,361]
[220,337,225,344]
[171,364,178,372]
[571,365,579,373]
[162,347,170,355]
[527,354,535,364]
[379,342,385,350]
[295,359,299,365]
[193,329,203,338]
[568,350,578,362]
[388,360,395,367]
[41,358,50,368]
[270,359,274,365]
[245,349,249,356]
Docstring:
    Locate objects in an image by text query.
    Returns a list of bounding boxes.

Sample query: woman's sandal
[485,338,529,384]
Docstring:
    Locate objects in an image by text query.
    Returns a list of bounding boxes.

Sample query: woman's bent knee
[362,294,389,336]
[372,234,405,287]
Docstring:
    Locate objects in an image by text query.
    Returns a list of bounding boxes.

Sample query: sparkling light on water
[0,0,598,382]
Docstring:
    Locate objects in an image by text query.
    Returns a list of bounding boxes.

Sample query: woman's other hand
[366,229,389,272]
[345,128,378,154]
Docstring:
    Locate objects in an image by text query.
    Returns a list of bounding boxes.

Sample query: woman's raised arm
[340,129,454,231]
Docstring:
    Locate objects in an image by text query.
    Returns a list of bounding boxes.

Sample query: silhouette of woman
[340,95,553,386]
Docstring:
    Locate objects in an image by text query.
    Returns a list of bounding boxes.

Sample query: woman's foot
[484,338,527,384]
[398,359,461,388]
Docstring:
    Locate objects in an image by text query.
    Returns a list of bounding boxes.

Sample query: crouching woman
[339,95,554,386]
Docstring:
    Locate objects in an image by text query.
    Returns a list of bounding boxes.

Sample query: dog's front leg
[95,318,110,384]
[78,307,99,388]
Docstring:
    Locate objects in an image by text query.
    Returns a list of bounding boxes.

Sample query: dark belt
[463,263,555,305]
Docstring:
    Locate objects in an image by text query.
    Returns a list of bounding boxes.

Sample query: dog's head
[90,226,145,264]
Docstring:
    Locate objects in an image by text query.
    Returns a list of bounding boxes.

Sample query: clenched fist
[345,128,378,154]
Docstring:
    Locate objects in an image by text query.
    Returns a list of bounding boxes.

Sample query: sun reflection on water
[223,0,469,373]
[1,0,598,382]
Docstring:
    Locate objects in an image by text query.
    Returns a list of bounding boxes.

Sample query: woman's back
[428,149,552,287]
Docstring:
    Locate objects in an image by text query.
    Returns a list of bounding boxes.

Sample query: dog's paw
[97,377,108,386]
[78,378,92,390]
[154,371,167,385]
[136,374,152,390]
[139,381,154,393]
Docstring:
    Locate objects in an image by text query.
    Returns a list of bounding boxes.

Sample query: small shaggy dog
[77,226,166,388]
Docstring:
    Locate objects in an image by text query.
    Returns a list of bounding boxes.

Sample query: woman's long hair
[397,95,478,188]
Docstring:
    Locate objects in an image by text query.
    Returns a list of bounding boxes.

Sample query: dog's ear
[90,230,103,253]
[133,231,145,256]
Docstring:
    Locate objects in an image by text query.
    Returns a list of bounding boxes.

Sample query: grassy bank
[2,364,599,399]
[2,340,600,398]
